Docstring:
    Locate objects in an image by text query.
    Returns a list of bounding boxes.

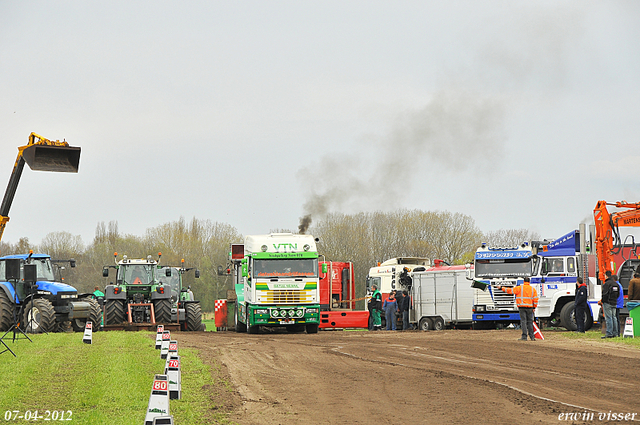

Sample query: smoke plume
[297,86,506,231]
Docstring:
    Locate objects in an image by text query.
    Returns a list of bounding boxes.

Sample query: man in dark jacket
[601,271,620,338]
[401,290,411,330]
[574,277,588,333]
[629,272,640,301]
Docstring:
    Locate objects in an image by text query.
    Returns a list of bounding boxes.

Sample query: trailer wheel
[72,297,102,332]
[234,306,246,333]
[23,298,56,333]
[154,299,171,323]
[560,302,577,331]
[432,317,445,331]
[185,302,202,331]
[306,323,319,334]
[0,290,12,332]
[105,299,125,325]
[418,317,433,331]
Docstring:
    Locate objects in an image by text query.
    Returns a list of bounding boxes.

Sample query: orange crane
[593,200,640,282]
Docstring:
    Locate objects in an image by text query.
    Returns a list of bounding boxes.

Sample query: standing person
[383,292,398,331]
[401,290,411,330]
[574,277,588,333]
[628,272,640,301]
[368,284,382,331]
[93,286,105,299]
[395,290,405,331]
[600,270,619,338]
[616,276,624,337]
[497,277,538,341]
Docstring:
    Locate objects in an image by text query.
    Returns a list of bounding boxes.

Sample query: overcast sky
[1,1,639,247]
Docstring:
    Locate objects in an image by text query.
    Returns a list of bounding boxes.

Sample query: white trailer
[410,264,474,331]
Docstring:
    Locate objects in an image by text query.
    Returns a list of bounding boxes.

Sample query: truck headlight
[475,305,486,312]
[255,309,268,315]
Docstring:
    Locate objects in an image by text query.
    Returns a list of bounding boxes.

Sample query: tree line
[0,210,539,312]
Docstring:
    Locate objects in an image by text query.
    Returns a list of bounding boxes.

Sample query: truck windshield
[119,264,154,284]
[475,259,532,278]
[253,259,318,278]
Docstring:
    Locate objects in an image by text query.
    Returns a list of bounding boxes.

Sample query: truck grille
[492,285,516,309]
[257,290,314,304]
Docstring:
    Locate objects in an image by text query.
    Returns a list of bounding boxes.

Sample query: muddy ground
[177,329,640,424]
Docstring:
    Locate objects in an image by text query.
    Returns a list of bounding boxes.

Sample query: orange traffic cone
[533,322,544,340]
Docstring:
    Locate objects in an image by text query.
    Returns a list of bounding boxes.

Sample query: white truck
[530,224,601,331]
[230,233,321,334]
[409,262,474,331]
[469,243,533,329]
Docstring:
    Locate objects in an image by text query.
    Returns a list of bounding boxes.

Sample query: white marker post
[623,317,634,338]
[165,355,181,400]
[144,375,172,425]
[160,331,171,359]
[168,340,178,357]
[155,325,164,349]
[82,321,93,344]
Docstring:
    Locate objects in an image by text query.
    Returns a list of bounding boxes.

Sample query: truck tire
[234,306,246,333]
[23,298,56,333]
[0,290,12,332]
[306,323,319,334]
[105,299,125,325]
[185,302,202,331]
[247,325,259,334]
[154,299,171,323]
[432,317,445,331]
[72,297,102,332]
[560,302,578,331]
[472,321,495,330]
[419,317,433,331]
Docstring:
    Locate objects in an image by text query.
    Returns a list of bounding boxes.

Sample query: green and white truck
[231,233,321,334]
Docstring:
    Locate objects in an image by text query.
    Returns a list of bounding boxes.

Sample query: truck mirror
[102,268,109,277]
[241,263,248,278]
[195,269,200,278]
[541,261,548,276]
[217,265,223,276]
[69,259,76,268]
[322,263,328,273]
[166,268,172,277]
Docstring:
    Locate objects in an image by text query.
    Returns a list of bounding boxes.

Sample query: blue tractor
[0,253,101,333]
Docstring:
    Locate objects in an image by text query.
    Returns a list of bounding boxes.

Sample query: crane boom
[593,200,640,281]
[0,133,80,243]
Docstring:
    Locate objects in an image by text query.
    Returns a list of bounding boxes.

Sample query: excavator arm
[593,200,640,281]
[0,133,80,243]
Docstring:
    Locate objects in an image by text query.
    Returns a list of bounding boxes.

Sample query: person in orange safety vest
[497,277,538,341]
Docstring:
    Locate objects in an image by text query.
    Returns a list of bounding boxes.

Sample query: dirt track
[177,329,640,424]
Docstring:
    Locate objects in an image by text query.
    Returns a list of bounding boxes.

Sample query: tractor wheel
[185,302,202,331]
[154,299,172,324]
[0,290,13,332]
[105,299,125,325]
[72,297,102,332]
[23,298,56,333]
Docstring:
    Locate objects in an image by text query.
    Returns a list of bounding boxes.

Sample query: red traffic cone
[533,322,544,340]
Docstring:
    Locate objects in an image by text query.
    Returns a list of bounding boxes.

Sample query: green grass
[553,328,640,348]
[0,331,231,424]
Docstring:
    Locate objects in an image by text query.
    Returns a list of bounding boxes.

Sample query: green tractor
[158,259,203,331]
[102,253,172,327]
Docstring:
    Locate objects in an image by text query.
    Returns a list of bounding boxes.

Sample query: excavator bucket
[22,144,81,173]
